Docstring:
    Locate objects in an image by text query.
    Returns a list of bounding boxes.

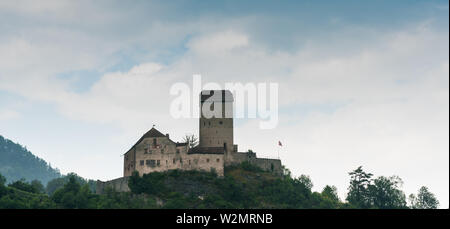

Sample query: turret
[199,90,234,152]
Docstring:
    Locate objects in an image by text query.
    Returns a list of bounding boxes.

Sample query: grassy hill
[0,135,61,185]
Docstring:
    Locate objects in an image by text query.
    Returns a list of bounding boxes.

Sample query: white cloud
[0,12,448,208]
[0,109,20,121]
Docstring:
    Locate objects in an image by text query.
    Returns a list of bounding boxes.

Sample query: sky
[0,0,448,208]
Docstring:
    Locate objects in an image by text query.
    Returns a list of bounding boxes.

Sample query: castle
[97,90,282,194]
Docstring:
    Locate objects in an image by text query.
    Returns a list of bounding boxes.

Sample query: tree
[183,134,198,148]
[51,175,94,209]
[0,173,6,197]
[0,173,5,187]
[409,186,439,209]
[346,166,373,208]
[298,175,313,191]
[30,180,45,194]
[367,176,406,209]
[322,185,340,203]
[8,179,40,193]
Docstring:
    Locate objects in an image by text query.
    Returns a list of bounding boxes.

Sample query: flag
[278,141,282,147]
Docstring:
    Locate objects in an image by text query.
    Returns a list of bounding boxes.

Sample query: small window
[157,160,160,166]
[173,158,176,164]
[161,149,164,154]
[189,160,191,165]
[180,158,183,164]
[153,138,157,146]
[206,159,210,163]
[216,158,220,163]
[144,148,148,154]
[176,149,180,154]
[219,121,223,125]
[140,160,144,166]
[146,160,150,165]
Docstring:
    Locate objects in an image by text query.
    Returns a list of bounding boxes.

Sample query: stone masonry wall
[96,176,130,194]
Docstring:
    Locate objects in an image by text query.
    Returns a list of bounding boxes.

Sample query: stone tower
[199,90,234,152]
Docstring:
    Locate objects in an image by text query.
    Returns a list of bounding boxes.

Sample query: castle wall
[96,176,130,194]
[229,152,283,175]
[128,135,225,177]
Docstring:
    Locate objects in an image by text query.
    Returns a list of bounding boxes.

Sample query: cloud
[0,2,448,207]
[0,109,20,121]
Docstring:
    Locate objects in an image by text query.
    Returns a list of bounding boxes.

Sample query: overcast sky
[0,0,448,208]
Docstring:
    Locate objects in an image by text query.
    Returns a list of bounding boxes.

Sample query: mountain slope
[0,135,61,185]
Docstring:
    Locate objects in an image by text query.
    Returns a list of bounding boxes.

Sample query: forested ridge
[0,135,439,209]
[0,135,61,185]
[0,163,439,209]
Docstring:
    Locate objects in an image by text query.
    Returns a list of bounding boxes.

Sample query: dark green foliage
[96,187,157,209]
[320,185,341,209]
[46,172,96,195]
[51,175,93,209]
[127,162,334,209]
[346,166,373,208]
[346,166,413,209]
[0,178,55,209]
[0,174,6,197]
[409,186,439,209]
[31,180,45,194]
[0,163,441,209]
[368,176,407,209]
[0,135,61,185]
[8,179,42,194]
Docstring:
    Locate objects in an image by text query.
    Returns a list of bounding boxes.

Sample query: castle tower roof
[200,90,234,102]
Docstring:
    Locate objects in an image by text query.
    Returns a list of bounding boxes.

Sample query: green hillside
[0,163,440,209]
[0,135,61,185]
[0,135,440,209]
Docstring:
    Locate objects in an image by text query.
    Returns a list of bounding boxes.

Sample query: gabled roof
[126,127,167,153]
[142,127,166,138]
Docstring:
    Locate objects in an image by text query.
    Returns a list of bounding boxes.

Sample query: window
[180,158,183,164]
[189,160,191,165]
[144,148,148,154]
[219,121,223,125]
[176,149,180,154]
[140,160,144,166]
[216,158,220,163]
[166,160,168,165]
[153,138,157,147]
[206,159,210,163]
[173,158,176,164]
[157,160,160,166]
[161,149,164,154]
[146,160,156,167]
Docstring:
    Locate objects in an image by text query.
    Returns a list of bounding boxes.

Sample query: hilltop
[0,135,61,185]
